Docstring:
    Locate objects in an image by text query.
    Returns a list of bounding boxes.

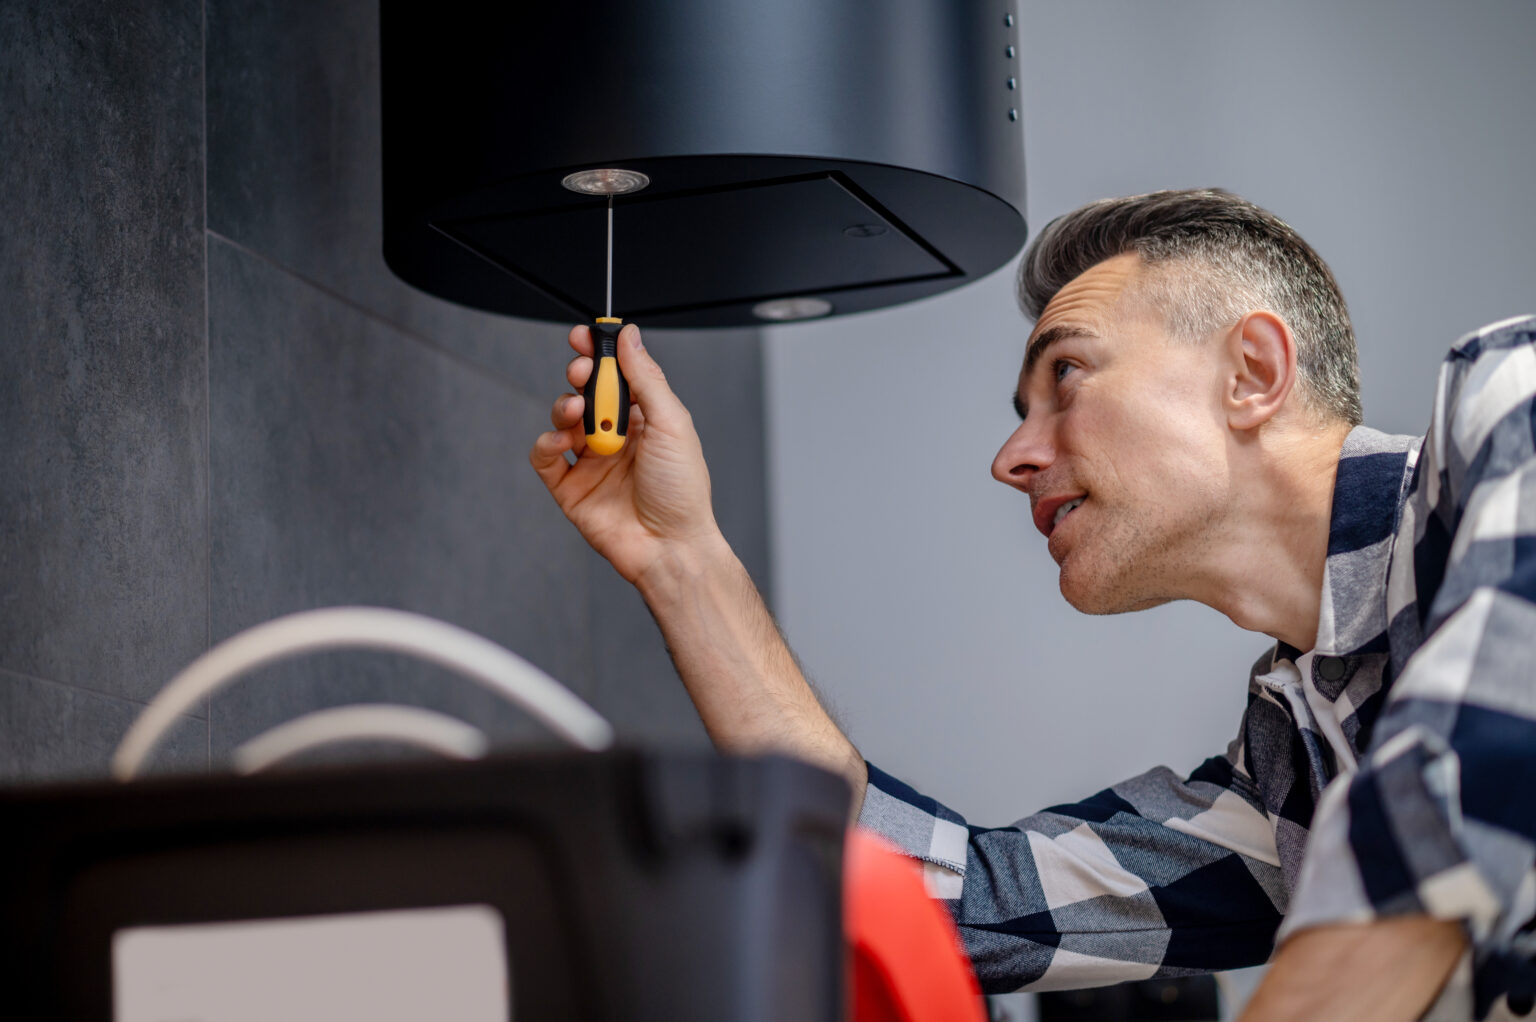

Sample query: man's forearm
[636,533,869,814]
[1240,916,1467,1021]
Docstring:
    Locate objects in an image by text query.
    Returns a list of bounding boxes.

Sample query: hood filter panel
[438,174,956,325]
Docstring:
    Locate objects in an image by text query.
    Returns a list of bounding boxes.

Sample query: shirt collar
[1310,425,1422,657]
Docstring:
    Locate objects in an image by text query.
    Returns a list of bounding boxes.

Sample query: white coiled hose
[113,606,614,780]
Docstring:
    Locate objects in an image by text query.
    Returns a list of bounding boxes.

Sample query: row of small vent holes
[1004,11,1020,122]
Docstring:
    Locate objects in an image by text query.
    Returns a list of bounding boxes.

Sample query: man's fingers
[568,324,594,357]
[529,429,573,489]
[545,389,593,459]
[551,393,583,430]
[566,354,592,390]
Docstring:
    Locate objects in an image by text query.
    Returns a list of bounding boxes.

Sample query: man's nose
[991,418,1054,489]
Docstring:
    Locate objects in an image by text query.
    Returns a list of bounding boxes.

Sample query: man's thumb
[616,324,684,427]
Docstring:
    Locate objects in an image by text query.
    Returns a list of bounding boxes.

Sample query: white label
[113,904,510,1022]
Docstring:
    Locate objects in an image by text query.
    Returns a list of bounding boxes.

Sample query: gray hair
[1018,189,1362,426]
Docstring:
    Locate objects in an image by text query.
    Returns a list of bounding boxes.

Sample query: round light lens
[560,168,651,195]
[752,297,834,322]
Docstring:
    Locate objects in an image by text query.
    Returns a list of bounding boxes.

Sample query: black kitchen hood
[381,2,1027,328]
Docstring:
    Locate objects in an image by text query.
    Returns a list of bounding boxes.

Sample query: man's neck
[1193,421,1352,651]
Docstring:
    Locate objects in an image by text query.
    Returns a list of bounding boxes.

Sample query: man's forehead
[1012,255,1152,414]
[1028,252,1142,344]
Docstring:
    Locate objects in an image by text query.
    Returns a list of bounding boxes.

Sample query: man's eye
[1053,359,1074,383]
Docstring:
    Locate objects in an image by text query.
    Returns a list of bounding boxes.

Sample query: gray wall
[0,0,769,782]
[768,1,1536,828]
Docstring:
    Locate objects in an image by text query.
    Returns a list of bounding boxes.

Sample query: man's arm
[529,323,866,806]
[636,533,868,808]
[1240,917,1466,1022]
[860,754,1292,993]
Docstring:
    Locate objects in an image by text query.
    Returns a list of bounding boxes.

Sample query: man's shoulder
[1430,314,1536,452]
[1364,313,1536,598]
[1445,313,1536,363]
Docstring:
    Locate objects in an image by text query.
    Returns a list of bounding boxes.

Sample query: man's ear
[1224,310,1297,431]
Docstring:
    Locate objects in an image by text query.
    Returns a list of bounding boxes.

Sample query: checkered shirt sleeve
[859,752,1287,994]
[1280,316,1536,1010]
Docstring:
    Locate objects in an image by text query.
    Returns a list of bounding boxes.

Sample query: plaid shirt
[860,315,1536,1020]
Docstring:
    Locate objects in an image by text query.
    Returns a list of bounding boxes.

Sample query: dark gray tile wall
[203,0,574,394]
[204,236,596,753]
[0,0,207,721]
[2,0,769,782]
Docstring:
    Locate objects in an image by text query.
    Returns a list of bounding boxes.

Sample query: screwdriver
[583,195,629,456]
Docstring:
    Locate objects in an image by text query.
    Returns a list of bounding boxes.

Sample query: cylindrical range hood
[381,2,1027,329]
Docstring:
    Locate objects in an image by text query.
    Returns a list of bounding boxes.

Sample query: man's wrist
[634,529,737,607]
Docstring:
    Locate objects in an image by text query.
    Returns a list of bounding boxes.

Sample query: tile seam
[0,666,210,719]
[204,230,541,399]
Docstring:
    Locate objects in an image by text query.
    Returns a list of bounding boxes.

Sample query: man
[530,189,1536,1020]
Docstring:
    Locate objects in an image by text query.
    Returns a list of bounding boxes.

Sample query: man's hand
[529,323,722,586]
[530,324,869,812]
[1239,916,1467,1021]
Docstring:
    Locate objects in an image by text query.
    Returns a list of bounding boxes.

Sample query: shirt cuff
[858,762,970,875]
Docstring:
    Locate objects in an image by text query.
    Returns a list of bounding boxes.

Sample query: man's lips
[1032,493,1087,538]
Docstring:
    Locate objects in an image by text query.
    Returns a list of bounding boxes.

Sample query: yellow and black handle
[583,318,630,456]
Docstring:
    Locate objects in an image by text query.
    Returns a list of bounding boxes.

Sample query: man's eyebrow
[1022,325,1096,378]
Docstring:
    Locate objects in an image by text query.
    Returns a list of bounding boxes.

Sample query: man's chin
[1058,577,1117,615]
[1056,560,1106,613]
[1058,562,1168,616]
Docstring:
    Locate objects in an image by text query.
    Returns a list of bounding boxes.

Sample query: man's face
[992,253,1233,613]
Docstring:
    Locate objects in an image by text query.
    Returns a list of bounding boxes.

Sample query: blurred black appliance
[0,750,848,1020]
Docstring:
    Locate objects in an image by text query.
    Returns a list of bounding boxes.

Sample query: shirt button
[1317,656,1349,682]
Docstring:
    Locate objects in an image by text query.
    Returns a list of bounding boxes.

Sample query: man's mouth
[1053,497,1085,529]
[1033,493,1088,538]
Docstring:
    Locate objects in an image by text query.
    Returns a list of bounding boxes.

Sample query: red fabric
[844,828,985,1022]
